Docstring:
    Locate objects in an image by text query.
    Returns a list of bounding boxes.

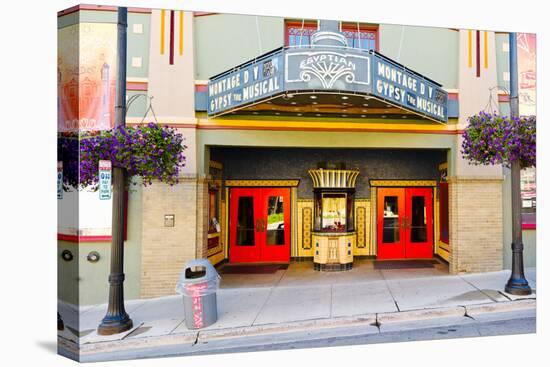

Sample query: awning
[207,46,448,123]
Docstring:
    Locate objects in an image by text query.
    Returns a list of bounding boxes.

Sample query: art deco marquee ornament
[291,51,371,89]
[308,169,360,189]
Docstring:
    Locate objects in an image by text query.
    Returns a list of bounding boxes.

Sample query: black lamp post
[97,7,134,335]
[504,32,532,296]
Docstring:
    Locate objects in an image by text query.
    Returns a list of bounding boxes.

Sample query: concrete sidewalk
[58,261,536,357]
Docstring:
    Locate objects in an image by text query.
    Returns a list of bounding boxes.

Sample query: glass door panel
[236,196,255,246]
[382,196,400,243]
[409,196,427,243]
[266,195,285,246]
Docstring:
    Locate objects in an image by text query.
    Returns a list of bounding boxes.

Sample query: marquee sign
[207,47,448,122]
[208,51,284,115]
[372,58,447,121]
[285,50,371,91]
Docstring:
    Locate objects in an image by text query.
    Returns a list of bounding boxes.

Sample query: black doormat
[218,264,288,274]
[374,260,436,270]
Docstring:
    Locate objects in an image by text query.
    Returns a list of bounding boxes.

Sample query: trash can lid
[177,259,220,285]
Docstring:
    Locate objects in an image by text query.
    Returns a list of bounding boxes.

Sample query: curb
[377,306,465,324]
[198,314,377,341]
[465,298,536,316]
[71,299,536,356]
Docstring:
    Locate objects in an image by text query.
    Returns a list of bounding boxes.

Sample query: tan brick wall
[195,180,209,259]
[140,177,202,298]
[448,177,503,274]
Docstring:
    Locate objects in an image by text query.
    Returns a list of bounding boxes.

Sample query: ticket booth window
[313,189,355,232]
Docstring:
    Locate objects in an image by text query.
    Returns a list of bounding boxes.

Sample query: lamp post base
[57,312,65,331]
[505,278,532,296]
[97,314,133,336]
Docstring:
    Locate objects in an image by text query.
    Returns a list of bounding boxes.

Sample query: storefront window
[285,21,378,51]
[285,22,317,47]
[208,188,220,234]
[341,24,377,51]
[521,167,536,228]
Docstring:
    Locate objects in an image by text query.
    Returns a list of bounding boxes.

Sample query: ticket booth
[309,168,359,271]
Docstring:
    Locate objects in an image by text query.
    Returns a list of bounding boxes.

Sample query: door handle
[256,218,263,232]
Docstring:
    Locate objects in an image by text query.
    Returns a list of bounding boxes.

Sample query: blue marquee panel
[207,48,449,123]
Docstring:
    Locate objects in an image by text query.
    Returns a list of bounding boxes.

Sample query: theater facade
[57,6,536,304]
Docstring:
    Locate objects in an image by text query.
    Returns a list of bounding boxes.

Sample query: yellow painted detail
[160,9,165,55]
[468,30,472,68]
[437,241,450,261]
[225,179,300,187]
[179,11,184,55]
[369,180,437,187]
[484,31,488,69]
[197,118,459,133]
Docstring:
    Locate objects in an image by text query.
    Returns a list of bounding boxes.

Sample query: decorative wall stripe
[468,30,472,68]
[160,9,165,55]
[169,10,175,65]
[126,81,148,91]
[302,207,312,249]
[476,30,481,77]
[179,11,184,55]
[484,31,488,69]
[356,206,366,248]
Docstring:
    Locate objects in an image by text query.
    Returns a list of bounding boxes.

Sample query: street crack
[192,331,200,346]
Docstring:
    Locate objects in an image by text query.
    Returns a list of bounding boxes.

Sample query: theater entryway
[229,188,291,263]
[377,187,433,259]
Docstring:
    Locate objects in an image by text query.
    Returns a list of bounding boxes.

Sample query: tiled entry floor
[219,259,450,289]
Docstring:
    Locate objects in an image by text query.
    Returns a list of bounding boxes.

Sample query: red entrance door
[377,187,433,259]
[229,188,291,263]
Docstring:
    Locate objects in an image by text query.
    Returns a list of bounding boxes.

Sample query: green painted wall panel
[495,33,510,92]
[126,91,149,118]
[379,25,458,89]
[194,14,284,80]
[58,183,143,306]
[127,13,151,79]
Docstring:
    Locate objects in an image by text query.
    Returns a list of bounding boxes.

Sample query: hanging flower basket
[461,112,536,169]
[58,123,187,190]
